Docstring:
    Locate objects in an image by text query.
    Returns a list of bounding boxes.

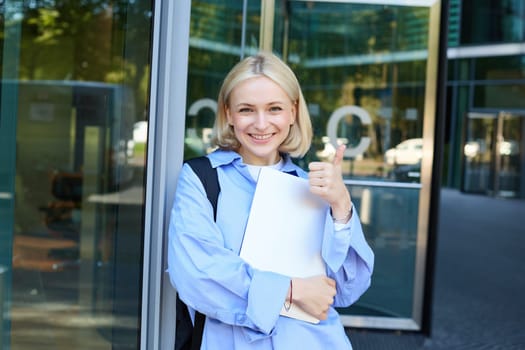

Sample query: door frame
[0,3,23,347]
[142,1,192,350]
[153,1,447,346]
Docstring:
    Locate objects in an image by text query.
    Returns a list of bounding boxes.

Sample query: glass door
[180,0,442,334]
[0,98,15,348]
[462,112,497,194]
[495,113,523,198]
[271,0,442,331]
[0,1,154,349]
[1,3,21,347]
[463,112,524,198]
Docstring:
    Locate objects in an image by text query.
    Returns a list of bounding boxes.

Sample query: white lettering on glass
[188,98,218,117]
[327,105,371,158]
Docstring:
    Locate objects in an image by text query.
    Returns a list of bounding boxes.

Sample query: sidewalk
[346,188,525,349]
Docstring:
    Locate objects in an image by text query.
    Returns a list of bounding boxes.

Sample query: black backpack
[175,156,220,350]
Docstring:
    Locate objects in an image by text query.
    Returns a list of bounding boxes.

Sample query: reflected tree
[13,0,153,120]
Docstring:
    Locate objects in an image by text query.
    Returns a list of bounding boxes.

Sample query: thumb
[333,144,346,166]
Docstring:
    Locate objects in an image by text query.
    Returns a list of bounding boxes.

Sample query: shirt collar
[207,148,299,176]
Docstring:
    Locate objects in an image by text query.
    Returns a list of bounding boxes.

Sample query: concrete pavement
[346,188,525,349]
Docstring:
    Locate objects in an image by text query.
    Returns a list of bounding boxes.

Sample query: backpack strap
[186,156,220,220]
[183,156,220,350]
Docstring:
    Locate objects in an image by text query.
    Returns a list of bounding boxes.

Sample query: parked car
[384,138,423,166]
[389,163,421,183]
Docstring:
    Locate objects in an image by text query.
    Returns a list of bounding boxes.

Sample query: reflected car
[315,136,349,161]
[384,138,423,166]
[389,163,421,183]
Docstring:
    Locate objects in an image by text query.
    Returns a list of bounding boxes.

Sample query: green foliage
[3,0,153,122]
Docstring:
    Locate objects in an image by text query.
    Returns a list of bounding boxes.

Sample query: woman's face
[226,76,296,165]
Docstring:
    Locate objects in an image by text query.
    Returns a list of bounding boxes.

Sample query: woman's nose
[254,111,268,128]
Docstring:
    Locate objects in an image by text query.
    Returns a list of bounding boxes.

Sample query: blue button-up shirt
[167,149,374,349]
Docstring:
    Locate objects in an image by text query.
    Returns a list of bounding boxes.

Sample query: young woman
[168,51,374,349]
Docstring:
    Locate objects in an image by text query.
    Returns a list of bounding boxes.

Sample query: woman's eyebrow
[234,102,254,108]
[234,100,288,108]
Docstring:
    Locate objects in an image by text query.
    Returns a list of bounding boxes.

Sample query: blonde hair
[211,51,312,158]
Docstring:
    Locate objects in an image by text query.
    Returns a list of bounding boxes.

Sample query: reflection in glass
[1,1,153,349]
[338,185,419,319]
[496,114,523,197]
[184,0,437,328]
[461,1,525,45]
[280,1,428,183]
[185,0,261,159]
[474,83,525,109]
[463,113,523,198]
[275,1,434,323]
[462,113,496,194]
[474,55,525,81]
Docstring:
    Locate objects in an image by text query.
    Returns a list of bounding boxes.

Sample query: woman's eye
[239,107,253,113]
[269,106,282,112]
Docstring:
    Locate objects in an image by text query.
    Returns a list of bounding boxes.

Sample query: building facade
[445,0,525,198]
[1,0,521,349]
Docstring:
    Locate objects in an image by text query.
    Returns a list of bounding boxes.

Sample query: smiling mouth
[250,133,274,140]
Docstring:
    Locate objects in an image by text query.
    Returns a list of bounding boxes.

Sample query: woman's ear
[291,101,298,125]
[225,107,233,125]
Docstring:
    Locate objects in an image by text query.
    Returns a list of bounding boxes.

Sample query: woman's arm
[167,164,289,336]
[322,209,374,307]
[308,145,375,307]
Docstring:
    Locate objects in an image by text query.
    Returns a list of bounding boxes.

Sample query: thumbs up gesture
[308,144,353,223]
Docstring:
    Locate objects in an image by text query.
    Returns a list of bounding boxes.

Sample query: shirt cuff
[333,220,351,231]
[244,270,289,338]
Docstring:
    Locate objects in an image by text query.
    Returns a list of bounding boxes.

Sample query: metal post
[240,0,248,59]
[259,0,275,51]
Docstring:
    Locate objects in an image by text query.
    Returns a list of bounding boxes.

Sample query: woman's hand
[290,275,337,320]
[308,144,352,222]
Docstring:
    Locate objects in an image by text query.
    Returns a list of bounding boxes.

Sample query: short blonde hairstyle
[211,51,312,158]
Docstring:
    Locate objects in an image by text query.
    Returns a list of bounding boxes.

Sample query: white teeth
[252,134,272,140]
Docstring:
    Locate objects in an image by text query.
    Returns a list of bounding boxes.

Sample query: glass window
[474,84,525,109]
[462,113,497,194]
[339,185,420,319]
[461,0,525,44]
[444,84,470,189]
[183,0,441,332]
[447,0,461,47]
[185,0,261,159]
[474,55,525,81]
[274,0,440,330]
[448,58,472,82]
[1,1,154,349]
[282,1,429,182]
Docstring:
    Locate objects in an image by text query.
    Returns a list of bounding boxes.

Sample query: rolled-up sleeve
[167,164,288,338]
[321,207,375,307]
